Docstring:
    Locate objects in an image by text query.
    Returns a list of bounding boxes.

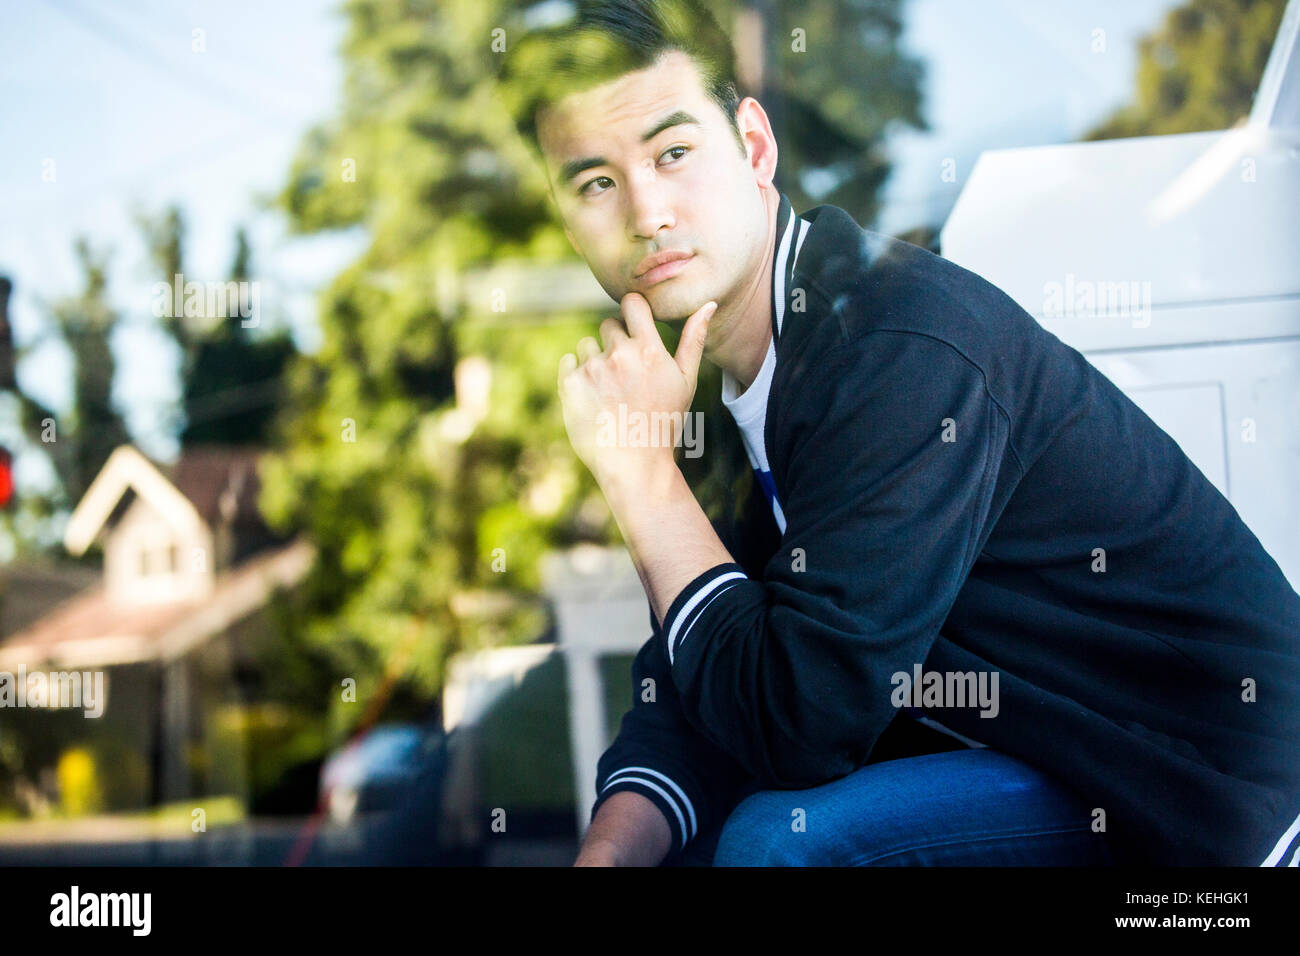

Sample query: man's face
[537,50,767,323]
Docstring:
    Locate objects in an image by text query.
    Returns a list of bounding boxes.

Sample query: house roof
[0,536,315,669]
[165,443,266,530]
[62,443,269,555]
[0,442,305,665]
[0,560,102,637]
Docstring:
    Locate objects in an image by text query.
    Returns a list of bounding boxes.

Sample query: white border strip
[602,766,696,841]
[1260,808,1300,865]
[665,571,747,665]
[773,210,796,337]
[793,216,811,263]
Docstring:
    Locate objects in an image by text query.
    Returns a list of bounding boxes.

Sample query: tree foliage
[46,240,133,507]
[136,209,297,448]
[1086,0,1286,140]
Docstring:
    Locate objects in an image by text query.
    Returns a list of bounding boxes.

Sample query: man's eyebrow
[640,109,702,143]
[560,155,606,186]
[558,110,703,186]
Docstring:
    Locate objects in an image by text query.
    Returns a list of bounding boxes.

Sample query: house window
[137,541,179,578]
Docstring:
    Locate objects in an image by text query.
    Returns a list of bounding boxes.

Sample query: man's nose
[626,163,675,240]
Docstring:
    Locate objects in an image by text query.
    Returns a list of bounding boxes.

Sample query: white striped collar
[771,190,811,344]
[721,191,810,408]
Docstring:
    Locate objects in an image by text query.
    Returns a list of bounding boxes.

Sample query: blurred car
[318,724,428,824]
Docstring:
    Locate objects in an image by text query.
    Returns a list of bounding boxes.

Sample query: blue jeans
[679,747,1115,866]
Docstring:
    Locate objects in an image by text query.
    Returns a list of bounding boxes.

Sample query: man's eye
[660,145,689,163]
[579,176,614,197]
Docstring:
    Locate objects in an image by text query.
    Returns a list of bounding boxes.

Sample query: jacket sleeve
[589,598,753,863]
[660,331,1014,789]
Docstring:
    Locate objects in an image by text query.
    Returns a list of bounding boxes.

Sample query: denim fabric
[675,748,1115,867]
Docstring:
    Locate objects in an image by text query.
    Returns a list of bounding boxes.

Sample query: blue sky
[0,0,1179,505]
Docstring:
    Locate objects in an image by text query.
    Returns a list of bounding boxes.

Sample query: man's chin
[634,288,704,323]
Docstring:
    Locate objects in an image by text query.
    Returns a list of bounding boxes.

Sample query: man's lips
[634,251,695,285]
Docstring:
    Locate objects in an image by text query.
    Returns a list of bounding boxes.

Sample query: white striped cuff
[665,564,749,666]
[1259,807,1300,866]
[600,766,698,847]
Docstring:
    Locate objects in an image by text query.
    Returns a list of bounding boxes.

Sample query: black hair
[499,0,745,160]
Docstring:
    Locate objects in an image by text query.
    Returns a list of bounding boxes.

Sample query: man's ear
[736,97,778,189]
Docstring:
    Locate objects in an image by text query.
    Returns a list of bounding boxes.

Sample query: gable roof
[166,443,265,530]
[63,445,205,556]
[61,443,269,555]
[0,536,314,668]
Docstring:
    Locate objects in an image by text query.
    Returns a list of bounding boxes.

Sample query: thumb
[674,300,717,384]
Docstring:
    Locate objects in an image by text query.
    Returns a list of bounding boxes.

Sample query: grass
[0,794,247,841]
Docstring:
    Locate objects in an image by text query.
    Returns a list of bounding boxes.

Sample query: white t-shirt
[720,203,811,535]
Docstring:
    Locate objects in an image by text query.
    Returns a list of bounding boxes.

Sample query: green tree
[726,0,927,221]
[1086,0,1286,140]
[136,208,298,448]
[45,239,133,506]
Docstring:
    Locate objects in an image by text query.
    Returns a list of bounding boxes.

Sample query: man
[499,0,1300,867]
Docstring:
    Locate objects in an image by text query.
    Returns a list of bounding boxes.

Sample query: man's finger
[673,300,717,384]
[599,316,631,352]
[558,352,577,392]
[619,292,658,341]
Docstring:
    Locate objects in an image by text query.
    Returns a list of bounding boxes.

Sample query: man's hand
[558,292,717,486]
